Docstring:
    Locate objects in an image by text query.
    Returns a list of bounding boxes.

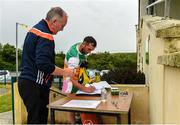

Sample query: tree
[101,67,145,84]
[0,43,2,52]
[0,43,2,59]
[55,51,65,68]
[2,43,16,64]
[88,52,114,70]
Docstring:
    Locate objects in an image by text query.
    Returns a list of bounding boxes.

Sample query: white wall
[140,16,165,123]
[140,15,180,124]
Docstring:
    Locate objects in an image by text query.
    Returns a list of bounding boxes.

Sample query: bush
[101,67,145,84]
[0,60,15,71]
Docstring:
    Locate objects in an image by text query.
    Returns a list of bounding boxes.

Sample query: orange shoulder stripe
[29,28,54,41]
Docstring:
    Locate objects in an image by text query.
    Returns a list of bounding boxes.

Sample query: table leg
[50,108,55,124]
[128,108,131,124]
[116,115,121,124]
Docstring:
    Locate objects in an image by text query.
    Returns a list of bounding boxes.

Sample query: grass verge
[0,84,12,113]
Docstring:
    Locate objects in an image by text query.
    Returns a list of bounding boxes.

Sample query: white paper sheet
[76,81,111,95]
[88,81,111,90]
[76,89,101,95]
[62,100,101,109]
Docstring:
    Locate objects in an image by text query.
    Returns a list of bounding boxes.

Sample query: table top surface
[48,91,133,114]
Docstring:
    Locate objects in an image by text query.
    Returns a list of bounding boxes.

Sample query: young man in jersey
[62,36,97,94]
[62,36,100,124]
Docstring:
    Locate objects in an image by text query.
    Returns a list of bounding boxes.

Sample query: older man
[18,7,73,124]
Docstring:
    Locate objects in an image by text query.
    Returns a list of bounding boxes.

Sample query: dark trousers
[18,78,50,124]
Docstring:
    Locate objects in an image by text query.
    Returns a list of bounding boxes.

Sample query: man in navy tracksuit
[18,7,73,124]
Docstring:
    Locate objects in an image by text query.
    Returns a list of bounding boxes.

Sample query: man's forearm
[71,78,86,91]
[51,66,64,76]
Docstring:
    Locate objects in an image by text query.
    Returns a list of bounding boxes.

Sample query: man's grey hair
[46,7,67,21]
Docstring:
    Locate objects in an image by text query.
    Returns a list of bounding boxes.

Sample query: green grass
[0,93,12,113]
[0,84,12,113]
[0,84,11,88]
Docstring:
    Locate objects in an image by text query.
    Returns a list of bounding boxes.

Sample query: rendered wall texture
[140,15,180,124]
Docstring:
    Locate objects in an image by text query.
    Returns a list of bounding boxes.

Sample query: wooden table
[47,91,133,124]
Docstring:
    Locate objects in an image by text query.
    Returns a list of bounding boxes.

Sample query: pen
[89,84,95,88]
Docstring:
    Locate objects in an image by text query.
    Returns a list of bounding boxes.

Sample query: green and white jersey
[62,43,87,93]
[65,43,87,68]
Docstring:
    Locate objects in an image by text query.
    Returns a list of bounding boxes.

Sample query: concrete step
[0,111,13,124]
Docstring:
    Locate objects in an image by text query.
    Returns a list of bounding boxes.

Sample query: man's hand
[52,66,74,77]
[89,79,96,83]
[84,86,96,93]
[63,68,74,77]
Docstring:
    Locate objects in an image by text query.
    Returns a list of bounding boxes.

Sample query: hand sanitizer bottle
[101,87,107,102]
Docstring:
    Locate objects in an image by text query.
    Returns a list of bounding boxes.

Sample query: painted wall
[163,66,180,123]
[139,0,148,22]
[111,84,149,124]
[14,82,27,124]
[140,16,165,123]
[148,34,164,123]
[139,15,180,124]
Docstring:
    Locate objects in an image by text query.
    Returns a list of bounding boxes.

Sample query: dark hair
[46,7,66,21]
[83,36,97,47]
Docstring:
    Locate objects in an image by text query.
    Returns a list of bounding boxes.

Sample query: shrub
[101,67,145,84]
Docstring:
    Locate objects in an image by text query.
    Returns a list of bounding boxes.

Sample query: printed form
[76,81,111,95]
[62,100,101,109]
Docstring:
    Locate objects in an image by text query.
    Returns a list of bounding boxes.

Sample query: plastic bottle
[101,87,107,102]
[95,72,101,82]
[62,66,79,94]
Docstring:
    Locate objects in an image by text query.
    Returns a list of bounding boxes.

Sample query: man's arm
[51,66,73,77]
[36,39,73,77]
[67,57,95,93]
[71,78,95,93]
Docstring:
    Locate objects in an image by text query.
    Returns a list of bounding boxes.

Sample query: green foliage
[53,51,137,71]
[88,52,137,70]
[101,67,145,84]
[0,60,15,71]
[88,52,114,70]
[18,48,22,63]
[55,51,65,68]
[0,43,2,52]
[0,43,23,71]
[0,93,12,113]
[88,52,144,84]
[1,43,16,64]
[0,43,140,84]
[0,85,12,113]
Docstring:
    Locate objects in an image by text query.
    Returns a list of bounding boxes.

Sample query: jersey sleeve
[67,57,80,69]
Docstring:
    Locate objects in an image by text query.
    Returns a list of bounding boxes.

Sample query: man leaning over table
[18,7,74,124]
[62,36,101,124]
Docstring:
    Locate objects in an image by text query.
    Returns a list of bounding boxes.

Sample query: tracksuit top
[19,19,55,88]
